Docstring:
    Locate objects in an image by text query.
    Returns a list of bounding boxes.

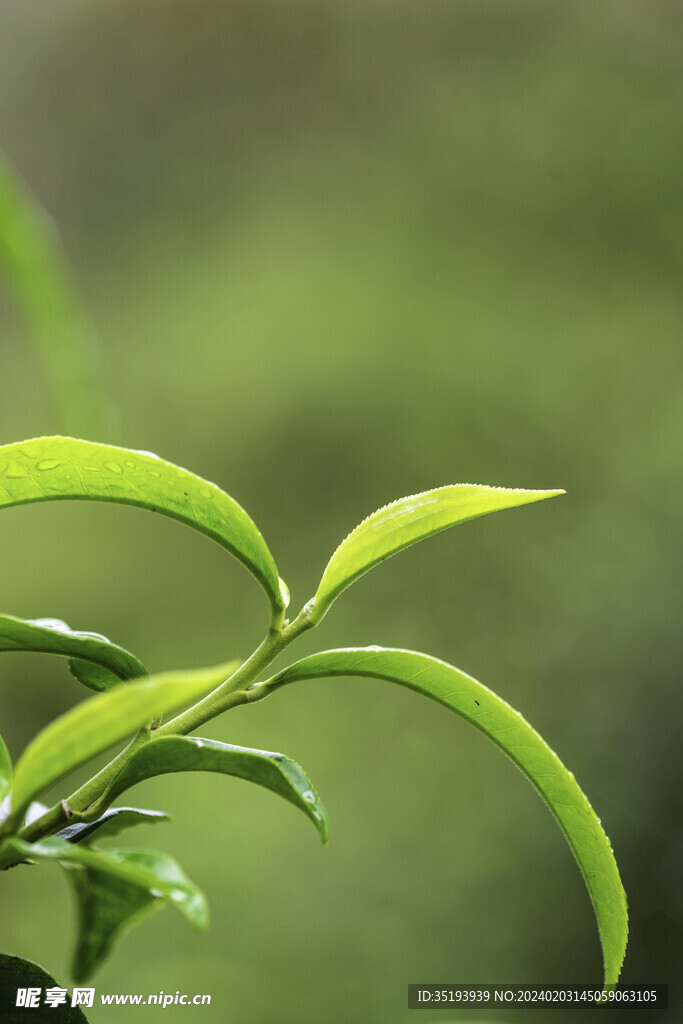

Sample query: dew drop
[104,461,124,475]
[75,629,109,642]
[36,459,64,471]
[150,888,163,899]
[33,617,72,633]
[131,448,161,460]
[195,740,204,749]
[124,460,136,468]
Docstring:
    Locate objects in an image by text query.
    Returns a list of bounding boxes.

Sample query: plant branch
[14,599,317,849]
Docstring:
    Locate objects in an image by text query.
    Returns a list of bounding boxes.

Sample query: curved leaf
[261,647,628,987]
[9,659,240,822]
[310,485,564,622]
[68,863,161,981]
[0,613,146,691]
[96,735,329,843]
[0,732,10,804]
[0,951,90,1021]
[0,437,286,619]
[57,807,172,845]
[8,835,208,930]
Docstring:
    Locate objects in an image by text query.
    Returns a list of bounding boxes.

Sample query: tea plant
[0,152,628,1017]
[0,437,628,1003]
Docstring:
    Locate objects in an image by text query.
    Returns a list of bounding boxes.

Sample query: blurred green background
[0,1,680,1021]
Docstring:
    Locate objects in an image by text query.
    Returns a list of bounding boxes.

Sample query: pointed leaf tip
[264,647,627,987]
[311,484,565,622]
[96,736,330,844]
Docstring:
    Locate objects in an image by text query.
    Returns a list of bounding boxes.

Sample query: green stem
[18,727,150,844]
[14,600,317,848]
[155,608,313,738]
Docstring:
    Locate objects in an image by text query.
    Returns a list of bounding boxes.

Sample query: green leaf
[68,660,128,692]
[0,732,10,804]
[0,437,286,621]
[0,152,106,439]
[9,659,240,822]
[96,735,329,843]
[0,613,146,691]
[8,837,208,979]
[262,647,628,988]
[310,484,564,622]
[57,807,172,845]
[68,863,161,982]
[10,837,207,927]
[0,951,90,1020]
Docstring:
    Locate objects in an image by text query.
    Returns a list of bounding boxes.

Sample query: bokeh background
[0,1,681,1021]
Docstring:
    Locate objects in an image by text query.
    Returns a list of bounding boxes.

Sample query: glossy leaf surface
[9,837,208,930]
[311,484,564,621]
[0,437,285,618]
[98,735,329,843]
[10,659,239,820]
[263,647,628,987]
[0,951,89,1021]
[57,807,172,845]
[0,733,10,804]
[0,613,146,691]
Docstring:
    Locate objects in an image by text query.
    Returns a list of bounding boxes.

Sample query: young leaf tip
[311,483,566,622]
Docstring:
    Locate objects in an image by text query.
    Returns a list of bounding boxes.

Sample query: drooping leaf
[261,647,628,988]
[9,659,240,822]
[8,838,208,969]
[68,660,127,692]
[0,613,146,691]
[0,733,10,804]
[310,485,564,622]
[68,863,162,982]
[96,736,329,843]
[57,807,172,845]
[0,951,90,1021]
[9,837,207,927]
[0,151,105,438]
[0,437,286,620]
